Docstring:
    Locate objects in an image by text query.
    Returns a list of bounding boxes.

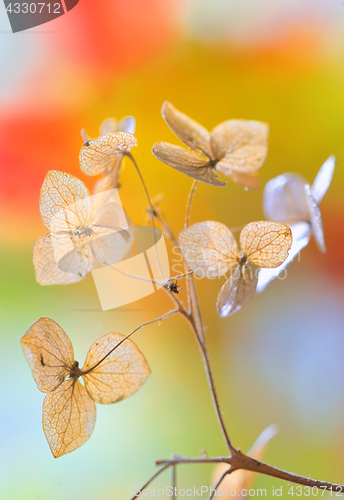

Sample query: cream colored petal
[162,101,212,158]
[229,170,261,190]
[33,233,86,286]
[311,155,335,206]
[42,378,96,458]
[178,221,238,279]
[263,173,309,225]
[21,317,74,393]
[216,265,257,318]
[305,184,326,253]
[79,131,136,176]
[90,230,132,267]
[81,333,150,404]
[240,221,292,268]
[152,142,225,187]
[212,120,269,173]
[40,171,91,232]
[100,118,117,136]
[114,116,136,135]
[257,222,311,292]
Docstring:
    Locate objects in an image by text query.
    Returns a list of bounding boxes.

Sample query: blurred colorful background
[1,0,344,498]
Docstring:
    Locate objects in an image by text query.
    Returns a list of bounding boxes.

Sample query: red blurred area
[51,0,181,75]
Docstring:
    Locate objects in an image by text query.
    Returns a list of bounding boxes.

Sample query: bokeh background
[1,0,344,498]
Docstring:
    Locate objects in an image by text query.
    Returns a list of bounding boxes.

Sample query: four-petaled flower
[178,220,292,317]
[152,101,269,190]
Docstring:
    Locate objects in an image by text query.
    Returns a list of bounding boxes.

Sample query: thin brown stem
[80,308,179,376]
[185,180,198,230]
[172,465,177,500]
[198,337,235,453]
[155,452,344,493]
[126,152,165,281]
[209,466,233,500]
[130,464,171,499]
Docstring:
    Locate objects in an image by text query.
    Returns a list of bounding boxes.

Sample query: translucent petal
[57,241,94,276]
[21,317,74,393]
[162,101,213,158]
[229,170,260,190]
[81,333,150,404]
[33,233,86,285]
[212,120,269,173]
[263,173,309,225]
[42,378,96,458]
[152,142,225,187]
[79,131,137,176]
[100,116,136,136]
[256,222,311,292]
[178,221,238,278]
[114,116,136,135]
[216,265,257,318]
[311,155,335,205]
[40,171,91,232]
[305,184,326,253]
[99,118,117,136]
[240,221,292,268]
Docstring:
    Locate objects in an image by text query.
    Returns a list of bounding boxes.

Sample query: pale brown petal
[152,142,225,187]
[263,173,309,225]
[240,221,292,268]
[79,131,137,176]
[257,222,311,292]
[305,184,326,253]
[211,120,269,173]
[21,317,74,393]
[178,221,238,278]
[311,155,335,205]
[40,171,91,232]
[229,170,261,190]
[42,378,96,458]
[33,233,86,285]
[162,101,212,158]
[81,333,151,404]
[216,265,257,318]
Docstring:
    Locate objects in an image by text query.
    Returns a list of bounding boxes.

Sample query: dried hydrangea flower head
[178,220,292,317]
[21,317,150,458]
[257,156,335,292]
[152,102,269,190]
[80,116,136,193]
[212,425,278,498]
[33,170,132,285]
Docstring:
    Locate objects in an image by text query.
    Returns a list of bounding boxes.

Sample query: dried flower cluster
[22,103,336,497]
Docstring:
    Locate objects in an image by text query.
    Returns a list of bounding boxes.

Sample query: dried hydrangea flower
[80,116,136,193]
[178,220,292,317]
[33,170,131,285]
[152,102,269,189]
[21,317,150,457]
[257,156,335,292]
